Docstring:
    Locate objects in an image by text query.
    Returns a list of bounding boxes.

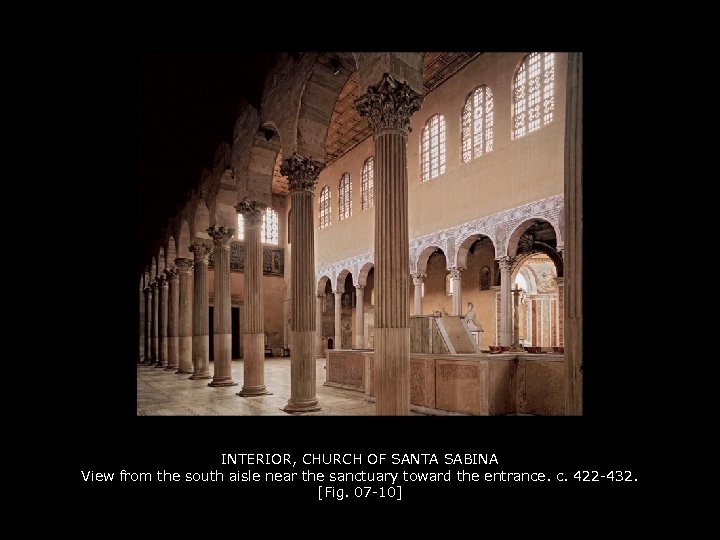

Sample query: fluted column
[189,242,212,380]
[143,287,151,363]
[149,281,158,365]
[281,153,325,413]
[411,273,425,316]
[237,200,270,396]
[355,285,365,349]
[315,295,323,358]
[208,226,237,387]
[449,267,464,316]
[334,291,342,350]
[164,267,179,370]
[175,258,194,374]
[498,256,513,347]
[356,73,423,415]
[139,285,145,363]
[156,274,168,368]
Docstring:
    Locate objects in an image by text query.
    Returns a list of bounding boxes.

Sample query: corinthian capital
[449,267,464,279]
[236,198,267,228]
[411,272,426,285]
[497,256,514,272]
[174,258,194,272]
[280,153,325,192]
[208,226,235,248]
[355,73,424,134]
[189,242,212,264]
[164,267,179,282]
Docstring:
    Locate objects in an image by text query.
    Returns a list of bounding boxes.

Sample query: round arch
[317,275,331,296]
[335,269,353,293]
[455,233,496,269]
[357,262,375,287]
[416,245,444,275]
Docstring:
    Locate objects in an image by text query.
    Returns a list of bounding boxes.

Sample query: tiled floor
[137,357,425,416]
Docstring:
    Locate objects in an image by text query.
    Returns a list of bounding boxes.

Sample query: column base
[208,378,238,387]
[189,372,212,380]
[237,386,272,397]
[175,368,194,374]
[154,362,165,368]
[283,398,321,413]
[164,364,179,371]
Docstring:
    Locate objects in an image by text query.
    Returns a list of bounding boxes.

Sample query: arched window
[421,114,446,182]
[236,214,245,240]
[512,52,555,139]
[261,207,279,245]
[361,157,374,210]
[462,85,494,162]
[319,186,331,229]
[480,266,490,291]
[339,173,352,221]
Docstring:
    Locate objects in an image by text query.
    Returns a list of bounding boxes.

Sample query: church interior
[137,51,583,416]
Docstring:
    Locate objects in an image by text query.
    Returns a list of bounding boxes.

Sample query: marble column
[139,285,145,363]
[281,153,324,413]
[498,256,513,348]
[355,285,365,349]
[334,290,342,350]
[449,267,463,316]
[189,242,212,380]
[411,273,425,316]
[143,286,151,363]
[237,200,270,396]
[175,258,194,374]
[564,52,583,415]
[315,295,323,358]
[164,267,180,370]
[149,281,158,365]
[356,73,423,415]
[208,226,237,387]
[156,274,168,368]
[556,276,564,347]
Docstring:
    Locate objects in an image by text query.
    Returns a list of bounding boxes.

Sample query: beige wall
[314,52,567,271]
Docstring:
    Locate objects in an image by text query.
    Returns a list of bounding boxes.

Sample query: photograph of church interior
[137,52,582,416]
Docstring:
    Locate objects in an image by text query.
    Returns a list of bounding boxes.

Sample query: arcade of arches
[138,52,583,416]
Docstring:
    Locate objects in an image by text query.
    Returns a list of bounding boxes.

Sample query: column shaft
[315,295,323,358]
[334,291,342,349]
[498,257,513,347]
[150,284,158,364]
[156,276,168,367]
[411,274,424,316]
[237,201,270,396]
[355,286,365,349]
[139,287,145,363]
[143,287,151,363]
[450,267,463,316]
[208,227,236,387]
[165,268,179,370]
[175,258,194,374]
[190,243,212,379]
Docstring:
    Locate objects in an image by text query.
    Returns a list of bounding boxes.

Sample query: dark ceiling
[137,52,278,262]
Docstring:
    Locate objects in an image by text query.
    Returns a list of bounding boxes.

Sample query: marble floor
[137,357,426,416]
